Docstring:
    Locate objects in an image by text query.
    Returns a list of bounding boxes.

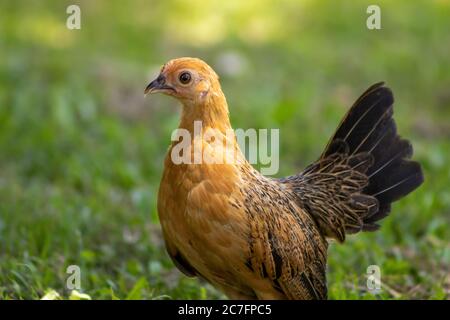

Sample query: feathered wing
[248,209,328,299]
[237,174,329,299]
[280,82,424,242]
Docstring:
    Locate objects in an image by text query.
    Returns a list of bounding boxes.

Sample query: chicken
[145,57,424,299]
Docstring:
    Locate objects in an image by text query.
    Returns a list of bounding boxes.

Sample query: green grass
[0,0,449,299]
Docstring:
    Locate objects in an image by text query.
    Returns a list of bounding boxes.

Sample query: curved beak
[144,74,175,95]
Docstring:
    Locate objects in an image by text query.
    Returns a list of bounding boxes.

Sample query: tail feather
[322,82,424,230]
[281,82,424,241]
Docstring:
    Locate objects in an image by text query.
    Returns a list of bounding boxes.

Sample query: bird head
[145,57,221,106]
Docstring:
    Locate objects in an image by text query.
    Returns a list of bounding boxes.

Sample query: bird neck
[179,90,232,134]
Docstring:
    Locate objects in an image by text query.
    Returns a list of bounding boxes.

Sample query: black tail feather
[323,82,424,230]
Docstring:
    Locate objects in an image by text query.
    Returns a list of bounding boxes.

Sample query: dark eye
[179,72,191,84]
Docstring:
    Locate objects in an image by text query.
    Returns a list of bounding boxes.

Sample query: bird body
[158,140,328,299]
[146,57,424,299]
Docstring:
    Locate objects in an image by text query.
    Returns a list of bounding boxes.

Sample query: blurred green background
[0,0,449,300]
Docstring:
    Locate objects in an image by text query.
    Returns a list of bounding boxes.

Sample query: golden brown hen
[145,57,424,299]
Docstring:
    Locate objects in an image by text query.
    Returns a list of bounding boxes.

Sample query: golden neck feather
[179,88,232,134]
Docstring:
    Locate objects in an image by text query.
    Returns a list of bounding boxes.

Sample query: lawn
[0,0,449,299]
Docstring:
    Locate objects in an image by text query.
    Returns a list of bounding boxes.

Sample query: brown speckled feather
[280,82,423,243]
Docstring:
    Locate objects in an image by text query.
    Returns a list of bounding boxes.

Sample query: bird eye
[179,72,191,84]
